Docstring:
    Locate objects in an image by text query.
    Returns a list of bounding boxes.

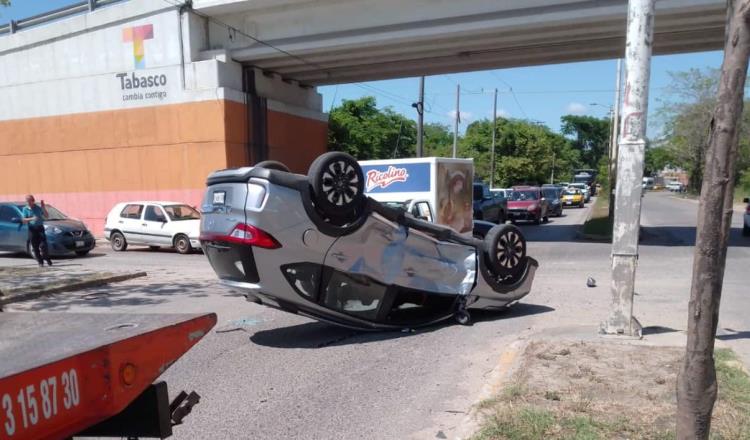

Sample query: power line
[490,72,528,119]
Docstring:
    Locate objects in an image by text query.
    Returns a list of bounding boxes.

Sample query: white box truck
[359,157,474,235]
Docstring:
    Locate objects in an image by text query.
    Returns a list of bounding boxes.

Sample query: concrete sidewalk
[0,266,146,308]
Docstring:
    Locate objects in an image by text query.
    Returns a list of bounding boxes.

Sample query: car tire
[308,152,366,221]
[543,215,549,223]
[743,225,750,236]
[75,250,90,256]
[533,216,541,225]
[149,246,160,251]
[110,231,127,252]
[174,234,192,254]
[254,160,291,172]
[484,224,527,277]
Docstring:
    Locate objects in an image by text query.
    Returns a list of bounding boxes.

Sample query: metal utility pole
[609,59,623,219]
[452,84,460,158]
[550,151,556,184]
[414,76,425,157]
[676,1,750,437]
[490,88,498,187]
[600,0,654,338]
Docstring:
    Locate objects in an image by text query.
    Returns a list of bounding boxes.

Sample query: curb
[0,271,147,306]
[454,339,528,440]
[577,201,612,242]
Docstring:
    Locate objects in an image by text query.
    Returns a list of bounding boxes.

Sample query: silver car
[200,153,538,330]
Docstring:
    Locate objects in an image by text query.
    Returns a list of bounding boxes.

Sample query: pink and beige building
[0,0,327,233]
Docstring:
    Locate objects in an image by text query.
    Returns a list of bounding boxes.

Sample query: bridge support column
[601,0,655,338]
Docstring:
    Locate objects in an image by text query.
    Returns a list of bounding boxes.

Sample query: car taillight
[201,223,281,249]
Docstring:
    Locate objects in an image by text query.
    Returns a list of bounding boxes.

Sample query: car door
[116,204,145,244]
[141,205,172,246]
[0,204,25,252]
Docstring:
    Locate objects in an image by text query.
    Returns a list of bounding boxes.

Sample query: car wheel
[743,225,750,236]
[174,234,192,254]
[484,224,527,277]
[110,231,127,251]
[149,245,160,251]
[75,250,90,256]
[254,160,291,172]
[579,202,584,208]
[308,152,366,222]
[454,310,472,326]
[533,216,541,225]
[543,215,549,223]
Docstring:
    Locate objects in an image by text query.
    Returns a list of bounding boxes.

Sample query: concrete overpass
[193,0,726,85]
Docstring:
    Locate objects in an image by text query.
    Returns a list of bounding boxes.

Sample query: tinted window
[0,205,18,222]
[321,270,387,320]
[120,204,143,219]
[144,205,167,222]
[473,185,483,200]
[543,189,558,199]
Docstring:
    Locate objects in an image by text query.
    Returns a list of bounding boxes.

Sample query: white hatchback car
[104,201,201,254]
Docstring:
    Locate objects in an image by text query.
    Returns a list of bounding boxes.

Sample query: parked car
[507,186,549,224]
[0,202,95,257]
[666,181,685,192]
[561,188,585,208]
[383,200,498,239]
[743,197,749,236]
[542,187,563,217]
[568,183,591,202]
[473,182,506,223]
[104,201,201,254]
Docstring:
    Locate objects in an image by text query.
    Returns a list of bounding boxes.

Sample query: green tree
[644,146,676,176]
[327,97,416,159]
[423,122,453,157]
[457,117,578,186]
[560,115,611,169]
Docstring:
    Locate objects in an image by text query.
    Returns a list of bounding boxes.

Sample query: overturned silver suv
[200,152,538,330]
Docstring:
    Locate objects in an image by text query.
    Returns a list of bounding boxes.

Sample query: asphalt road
[3,192,749,440]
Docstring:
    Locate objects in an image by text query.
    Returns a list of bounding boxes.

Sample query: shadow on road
[642,325,680,336]
[717,330,750,341]
[640,226,749,247]
[249,302,554,349]
[10,279,237,312]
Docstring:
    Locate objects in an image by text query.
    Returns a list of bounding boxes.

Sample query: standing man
[21,194,52,267]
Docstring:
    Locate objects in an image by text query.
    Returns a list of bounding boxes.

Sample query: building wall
[0,1,328,237]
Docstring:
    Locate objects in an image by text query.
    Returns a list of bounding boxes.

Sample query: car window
[0,205,18,222]
[144,205,167,222]
[510,190,539,201]
[473,185,483,201]
[543,190,557,199]
[321,270,387,320]
[120,204,143,219]
[564,189,580,195]
[164,204,200,221]
[411,202,433,222]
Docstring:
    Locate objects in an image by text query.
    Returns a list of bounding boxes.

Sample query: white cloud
[565,102,588,115]
[494,108,511,118]
[447,110,474,122]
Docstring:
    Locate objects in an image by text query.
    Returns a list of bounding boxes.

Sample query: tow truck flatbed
[0,312,216,440]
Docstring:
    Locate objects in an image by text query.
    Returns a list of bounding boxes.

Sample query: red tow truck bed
[0,312,216,440]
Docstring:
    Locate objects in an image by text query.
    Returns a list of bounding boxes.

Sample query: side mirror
[10,217,20,224]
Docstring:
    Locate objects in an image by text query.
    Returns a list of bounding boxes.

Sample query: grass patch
[471,342,750,440]
[581,196,611,239]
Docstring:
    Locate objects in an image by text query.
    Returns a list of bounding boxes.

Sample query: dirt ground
[472,340,750,440]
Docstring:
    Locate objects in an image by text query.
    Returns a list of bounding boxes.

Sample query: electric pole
[452,84,460,158]
[414,76,425,157]
[490,88,498,188]
[550,151,555,184]
[609,58,622,218]
[600,0,655,338]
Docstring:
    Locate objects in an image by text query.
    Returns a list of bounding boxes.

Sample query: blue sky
[3,1,726,137]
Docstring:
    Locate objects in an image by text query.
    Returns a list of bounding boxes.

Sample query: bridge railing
[0,0,128,36]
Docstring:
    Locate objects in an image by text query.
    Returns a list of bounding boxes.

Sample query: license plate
[212,191,226,205]
[75,241,84,247]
